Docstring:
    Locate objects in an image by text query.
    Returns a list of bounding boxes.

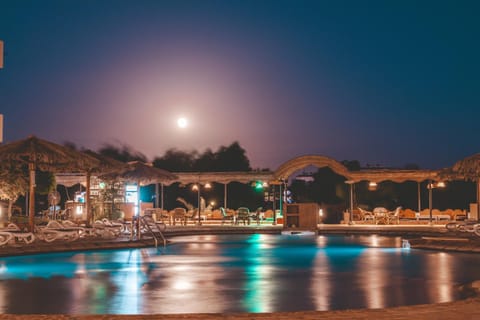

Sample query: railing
[139,216,167,247]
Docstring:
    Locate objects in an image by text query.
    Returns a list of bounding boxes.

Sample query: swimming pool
[1,234,480,314]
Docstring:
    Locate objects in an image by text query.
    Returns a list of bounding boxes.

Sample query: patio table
[373,207,388,224]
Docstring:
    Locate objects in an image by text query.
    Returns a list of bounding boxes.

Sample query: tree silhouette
[153,149,196,172]
[214,142,251,171]
[98,143,146,163]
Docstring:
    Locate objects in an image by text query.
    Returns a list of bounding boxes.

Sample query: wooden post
[155,183,159,208]
[85,171,91,226]
[28,162,35,231]
[161,183,164,210]
[224,183,228,209]
[349,183,354,224]
[272,185,276,225]
[477,180,480,222]
[417,182,421,214]
[428,180,433,224]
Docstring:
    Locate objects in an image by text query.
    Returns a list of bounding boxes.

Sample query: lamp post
[345,180,355,225]
[192,182,211,225]
[427,180,446,225]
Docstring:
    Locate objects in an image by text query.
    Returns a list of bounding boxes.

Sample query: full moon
[177,117,188,129]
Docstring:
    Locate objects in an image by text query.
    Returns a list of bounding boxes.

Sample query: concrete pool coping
[0,224,480,319]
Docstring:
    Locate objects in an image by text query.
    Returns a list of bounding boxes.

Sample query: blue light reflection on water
[0,234,480,314]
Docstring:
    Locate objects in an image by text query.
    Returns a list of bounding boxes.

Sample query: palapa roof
[100,161,177,186]
[0,135,99,172]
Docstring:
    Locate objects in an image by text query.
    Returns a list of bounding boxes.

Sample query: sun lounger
[37,220,80,242]
[93,219,124,238]
[0,223,35,245]
[0,232,14,246]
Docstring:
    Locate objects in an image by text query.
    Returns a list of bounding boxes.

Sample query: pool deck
[1,223,480,319]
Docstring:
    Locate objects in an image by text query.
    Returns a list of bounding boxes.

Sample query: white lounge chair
[93,219,124,238]
[0,223,35,245]
[0,231,13,246]
[37,220,80,243]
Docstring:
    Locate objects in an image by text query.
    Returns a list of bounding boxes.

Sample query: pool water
[1,234,480,314]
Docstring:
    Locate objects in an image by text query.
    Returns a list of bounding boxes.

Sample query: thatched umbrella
[0,135,100,230]
[99,161,177,216]
[443,153,480,221]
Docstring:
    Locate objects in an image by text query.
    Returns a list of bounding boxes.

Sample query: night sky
[0,0,479,170]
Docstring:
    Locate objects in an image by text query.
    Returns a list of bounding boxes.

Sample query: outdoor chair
[358,207,374,222]
[172,207,187,226]
[249,207,262,225]
[186,209,201,224]
[220,207,234,225]
[154,208,171,224]
[387,206,402,224]
[236,207,250,225]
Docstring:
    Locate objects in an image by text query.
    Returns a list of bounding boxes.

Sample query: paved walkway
[1,297,480,320]
[0,224,479,319]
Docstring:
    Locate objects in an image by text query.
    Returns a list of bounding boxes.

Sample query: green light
[255,181,264,190]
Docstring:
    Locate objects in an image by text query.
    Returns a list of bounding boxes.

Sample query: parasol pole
[155,183,159,208]
[28,162,35,231]
[161,183,164,211]
[85,171,91,227]
[137,180,141,239]
[477,180,480,222]
[428,179,433,224]
[224,183,228,210]
[417,181,421,215]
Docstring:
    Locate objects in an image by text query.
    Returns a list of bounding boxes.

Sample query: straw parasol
[443,153,480,221]
[99,161,177,216]
[101,161,176,184]
[0,135,100,230]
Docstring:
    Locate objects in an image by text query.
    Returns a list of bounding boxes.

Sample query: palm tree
[0,163,28,220]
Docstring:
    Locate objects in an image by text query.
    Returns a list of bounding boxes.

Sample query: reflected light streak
[311,250,330,310]
[359,249,387,309]
[109,250,146,314]
[245,264,275,312]
[316,235,327,248]
[370,235,379,247]
[0,282,5,313]
[244,234,275,312]
[160,262,226,313]
[0,263,6,275]
[172,279,193,290]
[428,252,454,302]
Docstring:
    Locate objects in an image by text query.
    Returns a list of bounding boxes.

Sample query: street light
[192,182,211,225]
[427,180,446,224]
[345,180,355,225]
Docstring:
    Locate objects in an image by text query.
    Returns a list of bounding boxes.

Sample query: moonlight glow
[177,117,188,129]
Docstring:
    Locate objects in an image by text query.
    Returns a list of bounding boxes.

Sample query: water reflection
[0,234,479,314]
[311,236,330,310]
[425,252,454,303]
[359,248,387,308]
